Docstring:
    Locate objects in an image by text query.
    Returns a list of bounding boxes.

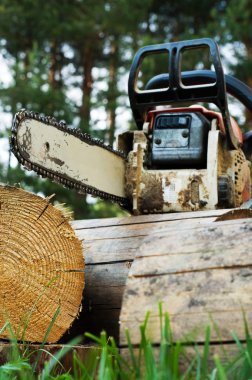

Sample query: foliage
[2,304,252,379]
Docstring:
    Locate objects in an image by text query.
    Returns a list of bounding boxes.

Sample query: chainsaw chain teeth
[11,109,129,208]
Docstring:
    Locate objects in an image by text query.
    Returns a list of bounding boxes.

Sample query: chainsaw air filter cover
[151,111,211,169]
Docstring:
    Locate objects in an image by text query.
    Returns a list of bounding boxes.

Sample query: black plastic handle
[128,38,239,149]
[146,70,252,114]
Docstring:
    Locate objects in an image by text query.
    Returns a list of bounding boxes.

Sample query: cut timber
[0,185,84,343]
[68,208,233,342]
[119,211,252,347]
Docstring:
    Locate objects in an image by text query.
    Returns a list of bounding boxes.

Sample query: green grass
[1,304,252,379]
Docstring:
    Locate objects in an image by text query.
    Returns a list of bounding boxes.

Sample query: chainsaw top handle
[128,38,240,149]
[146,70,252,125]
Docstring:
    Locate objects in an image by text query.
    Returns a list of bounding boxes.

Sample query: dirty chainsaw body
[11,38,252,215]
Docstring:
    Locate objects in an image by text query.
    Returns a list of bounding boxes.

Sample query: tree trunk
[48,39,58,89]
[107,37,119,146]
[0,185,84,343]
[80,43,94,132]
[24,48,30,79]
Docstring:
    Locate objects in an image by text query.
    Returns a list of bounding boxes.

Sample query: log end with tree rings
[0,185,84,343]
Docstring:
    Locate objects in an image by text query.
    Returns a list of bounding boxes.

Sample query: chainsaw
[10,38,252,215]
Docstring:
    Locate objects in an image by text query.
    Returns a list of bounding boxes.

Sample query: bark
[48,39,58,89]
[24,48,30,78]
[80,43,94,132]
[107,38,119,146]
[48,39,64,90]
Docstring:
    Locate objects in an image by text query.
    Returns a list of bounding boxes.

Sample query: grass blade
[33,304,61,372]
[125,328,139,376]
[202,325,211,379]
[214,355,228,380]
[40,336,81,380]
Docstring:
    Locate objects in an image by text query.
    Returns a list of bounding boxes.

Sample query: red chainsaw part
[146,105,244,145]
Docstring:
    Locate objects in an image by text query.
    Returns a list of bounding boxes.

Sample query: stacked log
[2,182,252,362]
[69,208,232,342]
[119,209,252,357]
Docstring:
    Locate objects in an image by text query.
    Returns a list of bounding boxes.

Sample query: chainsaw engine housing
[117,109,251,215]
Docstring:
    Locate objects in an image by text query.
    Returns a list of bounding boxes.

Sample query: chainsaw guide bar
[11,109,129,208]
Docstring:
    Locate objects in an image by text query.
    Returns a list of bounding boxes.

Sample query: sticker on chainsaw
[162,179,182,203]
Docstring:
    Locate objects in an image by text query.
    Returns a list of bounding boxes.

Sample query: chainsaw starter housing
[117,107,251,215]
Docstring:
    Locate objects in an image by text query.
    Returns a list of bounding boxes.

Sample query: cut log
[0,185,84,343]
[119,212,252,347]
[4,181,249,356]
[68,208,231,342]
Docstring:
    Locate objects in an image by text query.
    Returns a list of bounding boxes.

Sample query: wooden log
[119,212,252,348]
[67,208,230,342]
[3,182,246,353]
[0,185,84,343]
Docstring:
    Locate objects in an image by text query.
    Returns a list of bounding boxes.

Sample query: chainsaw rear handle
[128,38,238,149]
[146,70,252,117]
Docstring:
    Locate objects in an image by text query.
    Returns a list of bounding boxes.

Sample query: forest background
[0,0,251,219]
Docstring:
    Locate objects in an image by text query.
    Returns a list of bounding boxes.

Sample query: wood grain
[0,186,84,343]
[71,208,225,230]
[2,183,247,350]
[68,208,232,342]
[119,214,252,346]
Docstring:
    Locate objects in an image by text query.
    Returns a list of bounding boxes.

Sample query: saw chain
[10,109,129,208]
